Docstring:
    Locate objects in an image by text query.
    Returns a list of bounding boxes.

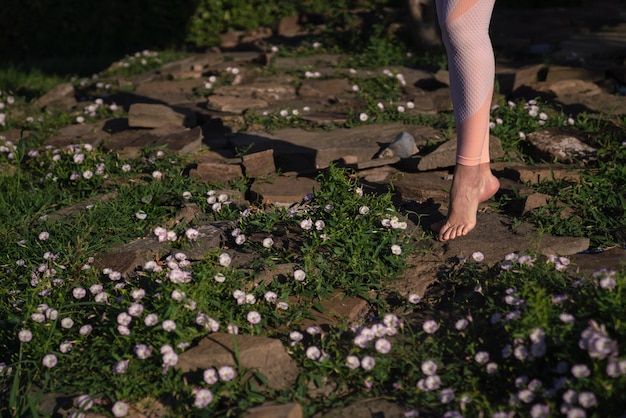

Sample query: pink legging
[436,0,496,166]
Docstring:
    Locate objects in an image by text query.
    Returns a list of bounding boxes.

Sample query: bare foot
[431,163,500,241]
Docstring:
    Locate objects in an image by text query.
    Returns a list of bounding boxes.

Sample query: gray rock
[529,77,626,115]
[386,249,448,301]
[526,129,597,163]
[379,131,419,158]
[555,23,626,62]
[357,165,401,183]
[556,89,626,115]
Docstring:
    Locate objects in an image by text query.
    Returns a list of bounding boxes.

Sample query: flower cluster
[353,313,402,351]
[204,75,218,90]
[547,255,570,272]
[593,269,617,290]
[578,320,618,361]
[163,253,193,284]
[154,226,178,242]
[500,252,536,271]
[0,90,16,127]
[65,144,105,181]
[76,98,119,123]
[160,345,179,373]
[28,251,68,296]
[416,359,442,392]
[112,50,161,70]
[206,190,230,213]
[0,137,17,159]
[381,214,408,230]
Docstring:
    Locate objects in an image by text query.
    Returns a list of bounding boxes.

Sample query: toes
[438,223,471,241]
[438,223,455,241]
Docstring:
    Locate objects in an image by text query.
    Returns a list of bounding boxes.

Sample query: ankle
[453,164,482,185]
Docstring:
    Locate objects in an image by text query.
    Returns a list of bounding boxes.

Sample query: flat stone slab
[44,191,119,223]
[500,163,581,184]
[526,129,597,163]
[272,54,346,70]
[569,247,626,273]
[128,103,197,128]
[133,79,205,104]
[441,213,590,264]
[243,402,303,418]
[207,95,269,113]
[177,333,299,390]
[394,171,453,203]
[230,124,440,172]
[92,237,171,277]
[313,398,411,418]
[34,82,76,111]
[250,176,319,206]
[183,222,230,260]
[213,82,297,104]
[298,78,353,101]
[298,292,370,332]
[386,250,448,300]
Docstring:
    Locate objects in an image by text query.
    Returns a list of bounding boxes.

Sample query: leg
[432,0,499,241]
[407,0,442,49]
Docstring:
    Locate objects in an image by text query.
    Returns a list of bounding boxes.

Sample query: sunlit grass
[1,22,625,415]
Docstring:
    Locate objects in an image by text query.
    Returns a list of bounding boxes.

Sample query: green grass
[3,152,625,416]
[1,3,626,415]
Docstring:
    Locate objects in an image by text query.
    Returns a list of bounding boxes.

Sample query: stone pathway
[18,2,626,417]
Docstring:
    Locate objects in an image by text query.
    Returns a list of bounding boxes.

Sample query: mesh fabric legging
[436,0,496,166]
